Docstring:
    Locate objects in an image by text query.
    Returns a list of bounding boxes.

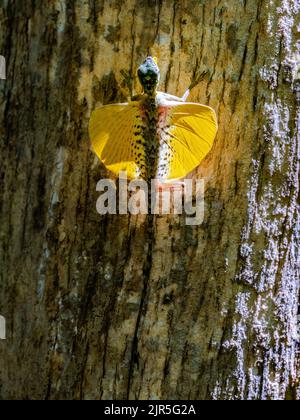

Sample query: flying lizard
[89,57,218,186]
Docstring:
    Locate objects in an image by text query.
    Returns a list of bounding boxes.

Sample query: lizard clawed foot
[189,69,209,91]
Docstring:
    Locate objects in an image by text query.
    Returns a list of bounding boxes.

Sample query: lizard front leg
[157,70,209,103]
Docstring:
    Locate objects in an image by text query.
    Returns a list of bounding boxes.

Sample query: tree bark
[0,0,299,400]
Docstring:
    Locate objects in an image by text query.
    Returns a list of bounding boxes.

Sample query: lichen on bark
[0,0,299,400]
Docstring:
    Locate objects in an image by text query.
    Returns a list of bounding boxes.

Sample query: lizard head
[138,57,160,95]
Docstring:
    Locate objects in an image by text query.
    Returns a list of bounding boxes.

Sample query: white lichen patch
[49,147,68,216]
[37,246,50,299]
[220,0,300,400]
[56,0,66,34]
[259,65,280,89]
[37,147,68,299]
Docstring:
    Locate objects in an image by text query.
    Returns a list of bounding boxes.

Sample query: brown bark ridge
[0,0,299,400]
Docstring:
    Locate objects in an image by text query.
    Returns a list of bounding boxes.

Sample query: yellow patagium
[89,57,218,182]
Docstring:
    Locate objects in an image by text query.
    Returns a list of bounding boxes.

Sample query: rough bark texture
[0,0,299,400]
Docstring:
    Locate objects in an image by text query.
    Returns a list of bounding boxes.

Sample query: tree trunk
[0,0,299,401]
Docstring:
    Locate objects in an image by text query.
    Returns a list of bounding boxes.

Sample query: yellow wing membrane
[159,102,218,180]
[89,102,145,179]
